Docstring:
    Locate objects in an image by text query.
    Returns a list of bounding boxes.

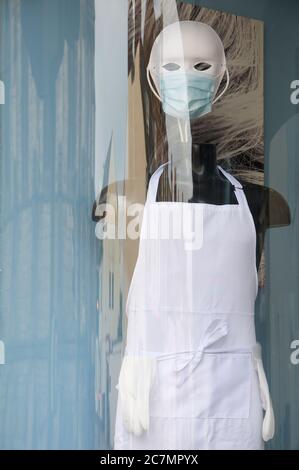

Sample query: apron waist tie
[156,326,275,442]
[139,320,274,442]
[157,319,229,387]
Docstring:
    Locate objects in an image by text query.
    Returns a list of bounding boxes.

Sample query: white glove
[117,355,157,437]
[253,343,275,441]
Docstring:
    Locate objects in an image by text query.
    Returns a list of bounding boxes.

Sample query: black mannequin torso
[155,143,291,269]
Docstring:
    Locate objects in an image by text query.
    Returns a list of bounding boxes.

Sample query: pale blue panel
[0,0,101,450]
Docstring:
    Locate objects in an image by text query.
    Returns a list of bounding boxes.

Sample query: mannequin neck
[191,143,218,176]
[189,142,230,203]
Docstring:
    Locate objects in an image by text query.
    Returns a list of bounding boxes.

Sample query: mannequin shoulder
[240,180,291,228]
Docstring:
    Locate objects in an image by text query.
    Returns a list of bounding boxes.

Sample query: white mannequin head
[147,21,229,119]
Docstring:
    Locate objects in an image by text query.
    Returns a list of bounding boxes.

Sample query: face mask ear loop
[147,68,162,103]
[212,68,230,105]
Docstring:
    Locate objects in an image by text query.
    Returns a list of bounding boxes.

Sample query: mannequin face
[147,21,229,118]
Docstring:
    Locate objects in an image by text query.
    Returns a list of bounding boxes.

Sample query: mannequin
[155,143,291,269]
[93,19,291,249]
[95,20,291,449]
[145,20,291,262]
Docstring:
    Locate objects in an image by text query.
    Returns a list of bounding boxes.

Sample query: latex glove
[253,343,275,441]
[117,355,157,437]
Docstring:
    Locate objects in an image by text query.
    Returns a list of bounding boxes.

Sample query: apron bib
[114,162,274,450]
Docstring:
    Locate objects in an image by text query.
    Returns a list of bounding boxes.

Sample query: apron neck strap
[217,166,244,206]
[146,162,245,206]
[146,161,170,204]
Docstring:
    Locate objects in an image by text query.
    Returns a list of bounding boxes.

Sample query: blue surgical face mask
[159,70,216,119]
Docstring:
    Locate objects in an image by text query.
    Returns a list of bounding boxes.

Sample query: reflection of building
[0,0,98,450]
[95,135,125,448]
[91,0,148,447]
[94,31,147,448]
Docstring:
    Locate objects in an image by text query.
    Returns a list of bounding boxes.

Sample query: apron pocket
[150,352,251,419]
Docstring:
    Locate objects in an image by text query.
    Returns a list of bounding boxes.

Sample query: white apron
[114,162,274,450]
